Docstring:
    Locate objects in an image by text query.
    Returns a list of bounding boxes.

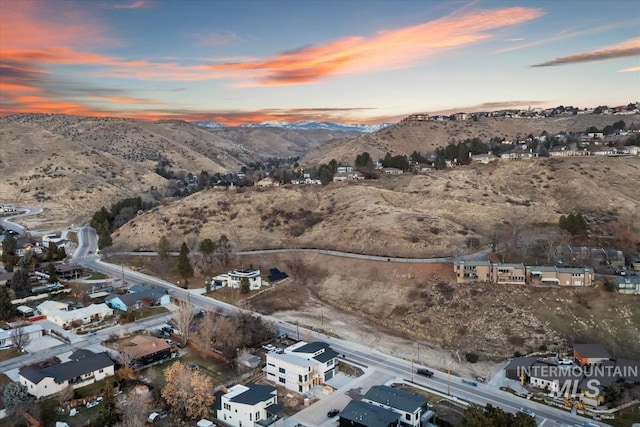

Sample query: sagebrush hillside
[304,114,640,165]
[112,156,640,257]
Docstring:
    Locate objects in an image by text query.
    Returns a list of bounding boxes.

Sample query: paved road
[70,227,598,427]
[0,207,42,238]
[109,246,491,263]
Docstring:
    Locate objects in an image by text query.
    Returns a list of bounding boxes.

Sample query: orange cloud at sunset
[532,38,640,67]
[211,6,544,86]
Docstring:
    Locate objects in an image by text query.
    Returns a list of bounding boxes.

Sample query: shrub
[465,353,479,363]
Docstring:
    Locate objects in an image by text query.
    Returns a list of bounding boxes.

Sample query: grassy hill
[304,114,640,165]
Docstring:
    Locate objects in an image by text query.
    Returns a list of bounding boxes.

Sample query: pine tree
[0,286,13,321]
[176,242,193,279]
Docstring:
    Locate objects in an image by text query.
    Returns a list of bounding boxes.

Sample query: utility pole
[321,310,324,326]
[447,363,451,396]
[411,356,414,383]
[296,321,300,341]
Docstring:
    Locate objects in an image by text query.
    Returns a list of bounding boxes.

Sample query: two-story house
[19,349,114,398]
[218,383,282,427]
[362,385,432,427]
[339,400,400,427]
[212,269,262,290]
[265,341,339,394]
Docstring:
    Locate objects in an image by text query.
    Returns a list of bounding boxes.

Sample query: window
[268,363,275,367]
[327,359,334,366]
[299,374,303,382]
[99,369,103,373]
[279,367,286,374]
[279,377,286,384]
[268,372,275,376]
[256,412,260,420]
[405,413,411,421]
[250,413,252,421]
[298,385,302,392]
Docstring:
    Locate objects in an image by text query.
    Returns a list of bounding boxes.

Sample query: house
[265,341,339,394]
[527,266,594,287]
[493,263,526,285]
[54,264,84,280]
[288,341,340,382]
[452,112,469,121]
[339,400,400,427]
[362,385,431,427]
[574,344,611,367]
[120,335,172,368]
[256,177,280,187]
[333,171,365,182]
[453,261,492,283]
[470,153,498,164]
[36,300,69,316]
[382,168,403,175]
[42,234,67,248]
[632,257,640,272]
[336,165,353,174]
[504,357,538,382]
[212,269,262,290]
[47,303,114,328]
[218,383,282,427]
[19,349,114,398]
[0,324,44,349]
[612,276,640,295]
[105,286,169,311]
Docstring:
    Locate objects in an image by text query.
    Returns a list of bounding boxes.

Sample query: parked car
[187,364,199,371]
[416,368,434,378]
[519,408,536,418]
[327,409,339,418]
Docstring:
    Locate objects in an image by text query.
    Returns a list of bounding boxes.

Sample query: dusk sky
[1,0,639,125]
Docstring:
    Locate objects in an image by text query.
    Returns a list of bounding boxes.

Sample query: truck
[416,368,434,378]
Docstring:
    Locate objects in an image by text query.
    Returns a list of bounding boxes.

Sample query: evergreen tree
[176,242,193,279]
[47,263,58,284]
[2,234,17,255]
[96,380,118,427]
[158,235,170,261]
[0,286,13,321]
[240,277,251,294]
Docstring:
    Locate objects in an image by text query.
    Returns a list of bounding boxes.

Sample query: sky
[0,0,639,125]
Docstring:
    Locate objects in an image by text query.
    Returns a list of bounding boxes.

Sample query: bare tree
[11,326,31,350]
[195,311,217,352]
[116,389,150,427]
[213,316,242,358]
[57,385,75,406]
[172,301,194,346]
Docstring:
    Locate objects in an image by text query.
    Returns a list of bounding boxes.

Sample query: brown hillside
[112,156,640,257]
[304,114,640,164]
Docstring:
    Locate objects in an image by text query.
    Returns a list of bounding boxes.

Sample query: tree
[12,326,31,350]
[176,242,193,280]
[318,164,334,185]
[162,362,214,420]
[46,263,58,283]
[3,382,31,412]
[57,385,75,405]
[2,233,17,255]
[116,388,150,427]
[158,235,170,262]
[0,286,13,321]
[11,267,31,298]
[240,277,251,294]
[96,380,119,427]
[172,300,194,346]
[462,403,536,427]
[355,152,373,171]
[46,242,58,261]
[213,316,243,358]
[195,311,217,352]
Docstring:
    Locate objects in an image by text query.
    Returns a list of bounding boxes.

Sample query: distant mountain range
[193,120,394,133]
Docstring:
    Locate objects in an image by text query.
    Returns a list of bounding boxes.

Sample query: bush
[465,353,479,363]
[604,280,616,292]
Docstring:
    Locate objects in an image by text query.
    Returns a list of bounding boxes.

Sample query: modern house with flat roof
[212,269,262,290]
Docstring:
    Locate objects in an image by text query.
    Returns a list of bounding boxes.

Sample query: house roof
[267,352,316,368]
[364,385,428,413]
[455,260,491,267]
[123,335,171,359]
[106,288,166,307]
[49,304,112,321]
[340,400,400,427]
[291,341,339,363]
[228,384,276,405]
[504,357,539,371]
[19,351,113,385]
[574,344,611,359]
[37,300,69,312]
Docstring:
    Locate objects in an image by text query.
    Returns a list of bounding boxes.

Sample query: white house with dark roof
[18,349,114,398]
[265,341,339,394]
[363,385,432,427]
[218,383,282,427]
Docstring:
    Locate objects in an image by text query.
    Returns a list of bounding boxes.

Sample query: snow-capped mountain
[238,120,393,133]
[192,121,227,128]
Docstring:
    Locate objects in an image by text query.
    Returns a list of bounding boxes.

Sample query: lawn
[0,348,24,362]
[87,272,108,280]
[120,306,169,324]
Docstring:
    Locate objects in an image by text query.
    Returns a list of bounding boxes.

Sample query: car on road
[519,407,536,418]
[327,409,339,418]
[416,368,434,378]
[187,364,199,371]
[262,344,277,352]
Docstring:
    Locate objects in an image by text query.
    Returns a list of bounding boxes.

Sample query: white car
[519,407,536,418]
